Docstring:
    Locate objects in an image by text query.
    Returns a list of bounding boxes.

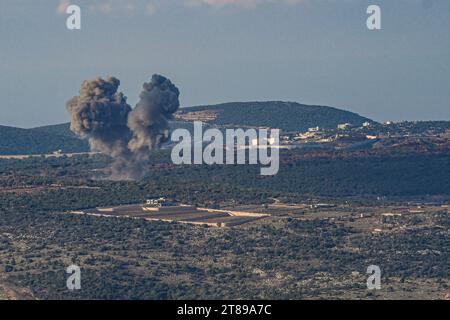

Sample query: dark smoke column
[66,76,133,178]
[128,74,180,160]
[67,74,180,180]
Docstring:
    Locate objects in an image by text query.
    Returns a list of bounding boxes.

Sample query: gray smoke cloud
[128,74,180,161]
[67,74,180,180]
[66,76,134,178]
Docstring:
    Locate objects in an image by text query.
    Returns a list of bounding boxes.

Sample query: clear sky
[0,0,449,128]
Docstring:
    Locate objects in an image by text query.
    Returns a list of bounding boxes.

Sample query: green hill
[30,123,78,138]
[0,122,193,155]
[0,124,88,155]
[0,101,374,155]
[178,101,375,131]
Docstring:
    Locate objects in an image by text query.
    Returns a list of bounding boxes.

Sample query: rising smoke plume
[128,74,180,160]
[67,74,180,180]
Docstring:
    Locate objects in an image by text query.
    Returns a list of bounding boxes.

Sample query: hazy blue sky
[0,0,449,127]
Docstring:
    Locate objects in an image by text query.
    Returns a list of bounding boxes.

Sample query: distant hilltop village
[173,104,450,154]
[270,120,449,152]
[278,121,379,147]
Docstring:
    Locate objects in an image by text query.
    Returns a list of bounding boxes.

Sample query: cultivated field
[71,204,269,227]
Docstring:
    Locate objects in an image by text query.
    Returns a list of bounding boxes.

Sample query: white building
[251,137,276,146]
[146,198,166,206]
[337,123,352,130]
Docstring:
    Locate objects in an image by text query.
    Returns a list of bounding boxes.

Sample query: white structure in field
[251,137,276,147]
[337,123,352,130]
[146,197,166,206]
